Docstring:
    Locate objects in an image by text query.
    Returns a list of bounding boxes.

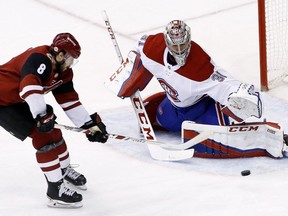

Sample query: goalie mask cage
[258,0,288,91]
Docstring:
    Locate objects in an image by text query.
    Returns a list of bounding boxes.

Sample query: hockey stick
[102,11,161,157]
[55,123,209,150]
[54,123,195,161]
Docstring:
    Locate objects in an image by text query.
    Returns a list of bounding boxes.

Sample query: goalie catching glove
[81,113,108,143]
[222,83,262,122]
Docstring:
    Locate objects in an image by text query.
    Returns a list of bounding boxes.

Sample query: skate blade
[47,198,83,208]
[65,181,87,191]
[76,184,87,190]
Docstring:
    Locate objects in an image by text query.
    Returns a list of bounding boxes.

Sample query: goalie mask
[164,20,191,66]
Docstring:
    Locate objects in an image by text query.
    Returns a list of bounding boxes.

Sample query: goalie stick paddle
[54,123,195,161]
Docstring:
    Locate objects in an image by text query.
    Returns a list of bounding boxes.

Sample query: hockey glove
[81,112,108,143]
[104,51,153,98]
[223,83,262,122]
[35,104,56,133]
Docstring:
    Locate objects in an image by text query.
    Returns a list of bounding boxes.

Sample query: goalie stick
[54,123,196,161]
[102,10,161,158]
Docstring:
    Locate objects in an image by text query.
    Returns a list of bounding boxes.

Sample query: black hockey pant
[0,102,35,141]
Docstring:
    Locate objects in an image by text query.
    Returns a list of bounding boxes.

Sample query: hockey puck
[241,170,251,176]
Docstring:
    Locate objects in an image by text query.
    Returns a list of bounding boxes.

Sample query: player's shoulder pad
[21,52,52,82]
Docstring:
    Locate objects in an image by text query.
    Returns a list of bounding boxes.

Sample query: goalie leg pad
[182,121,284,158]
[183,129,269,158]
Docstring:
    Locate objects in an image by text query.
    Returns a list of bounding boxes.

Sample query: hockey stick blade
[173,130,213,150]
[54,123,194,161]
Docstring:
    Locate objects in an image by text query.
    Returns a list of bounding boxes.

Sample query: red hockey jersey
[0,45,91,127]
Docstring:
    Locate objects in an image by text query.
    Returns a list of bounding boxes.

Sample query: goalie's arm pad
[117,51,153,98]
[221,83,263,122]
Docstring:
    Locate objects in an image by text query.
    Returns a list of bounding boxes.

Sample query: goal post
[258,0,288,91]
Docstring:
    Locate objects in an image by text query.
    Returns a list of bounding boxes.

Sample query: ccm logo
[104,22,115,39]
[132,97,155,140]
[229,126,259,132]
[109,58,129,81]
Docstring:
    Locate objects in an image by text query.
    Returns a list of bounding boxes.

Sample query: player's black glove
[81,112,108,143]
[35,105,56,133]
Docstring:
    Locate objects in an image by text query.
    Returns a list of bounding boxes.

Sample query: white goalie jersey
[135,34,241,108]
[105,33,262,122]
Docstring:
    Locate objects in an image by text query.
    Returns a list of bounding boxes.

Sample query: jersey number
[37,63,46,74]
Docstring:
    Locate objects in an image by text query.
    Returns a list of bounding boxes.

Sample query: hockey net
[258,0,288,91]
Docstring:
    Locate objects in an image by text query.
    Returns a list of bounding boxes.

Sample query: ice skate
[63,166,87,190]
[47,179,83,208]
[283,134,288,157]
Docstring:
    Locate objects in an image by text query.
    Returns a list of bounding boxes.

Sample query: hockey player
[112,20,262,130]
[0,33,108,208]
[105,20,288,158]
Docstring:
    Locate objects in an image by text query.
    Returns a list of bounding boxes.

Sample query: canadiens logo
[158,78,180,102]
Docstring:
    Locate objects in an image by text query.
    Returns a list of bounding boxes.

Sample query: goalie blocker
[182,121,287,158]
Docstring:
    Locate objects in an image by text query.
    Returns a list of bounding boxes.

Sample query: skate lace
[67,169,81,180]
[63,165,81,180]
[58,183,75,197]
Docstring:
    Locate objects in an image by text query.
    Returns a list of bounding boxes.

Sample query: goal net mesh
[264,0,288,89]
